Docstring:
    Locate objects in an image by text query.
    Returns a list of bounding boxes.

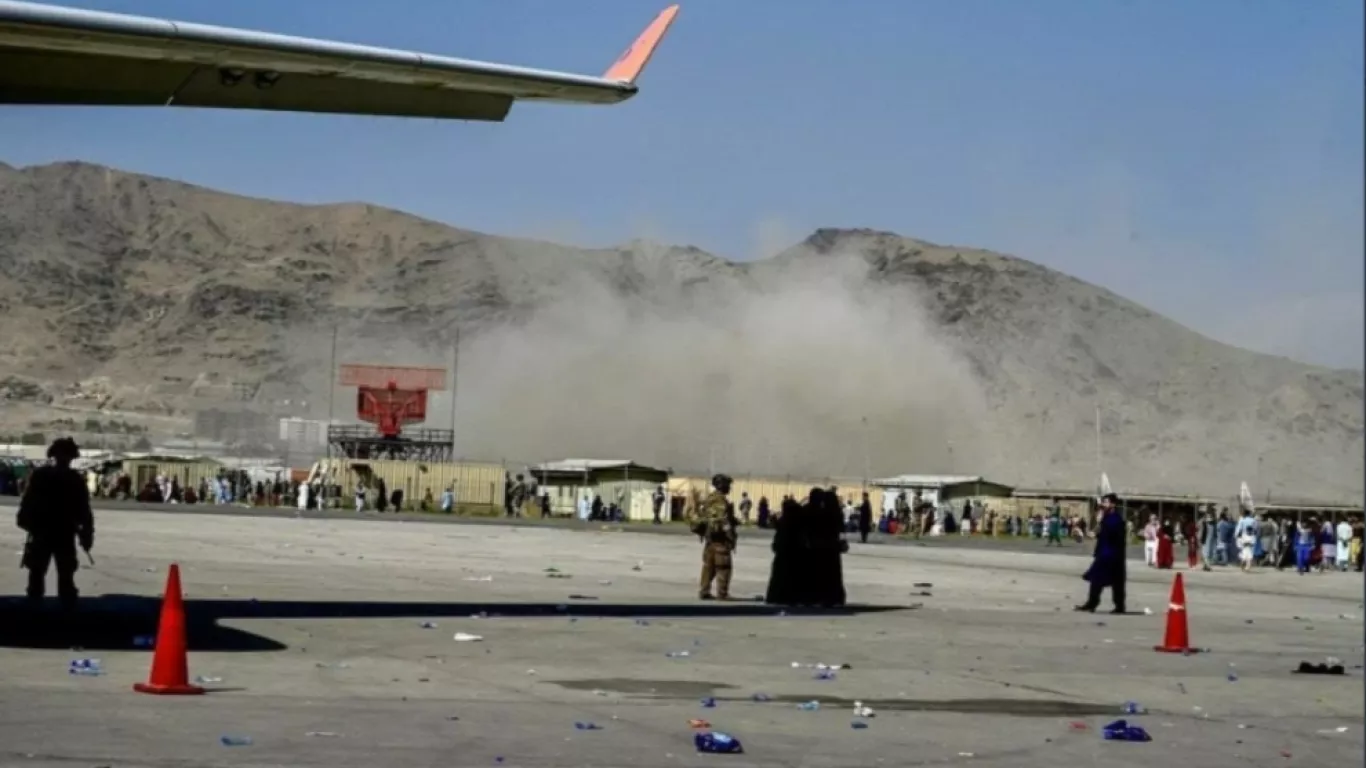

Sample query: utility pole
[1094,403,1102,489]
[1257,455,1265,503]
[450,326,460,457]
[861,416,870,491]
[326,325,339,461]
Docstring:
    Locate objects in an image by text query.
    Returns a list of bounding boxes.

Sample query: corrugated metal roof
[871,474,985,488]
[532,459,666,474]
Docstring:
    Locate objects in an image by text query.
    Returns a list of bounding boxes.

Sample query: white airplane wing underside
[0,1,679,121]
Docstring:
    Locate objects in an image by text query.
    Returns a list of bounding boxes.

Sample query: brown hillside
[0,161,1359,503]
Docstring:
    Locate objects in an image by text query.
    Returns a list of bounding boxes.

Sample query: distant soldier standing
[698,474,736,600]
[508,474,527,518]
[17,438,94,612]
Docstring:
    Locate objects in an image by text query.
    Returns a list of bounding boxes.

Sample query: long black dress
[807,490,847,607]
[765,498,805,605]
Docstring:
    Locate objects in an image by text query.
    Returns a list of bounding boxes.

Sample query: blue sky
[2,0,1362,368]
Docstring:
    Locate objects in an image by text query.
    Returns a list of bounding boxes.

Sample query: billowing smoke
[343,240,996,479]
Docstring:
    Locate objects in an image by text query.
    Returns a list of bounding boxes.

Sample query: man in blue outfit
[1075,493,1127,615]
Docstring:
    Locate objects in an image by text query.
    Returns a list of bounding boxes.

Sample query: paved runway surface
[0,507,1360,767]
[0,496,1150,559]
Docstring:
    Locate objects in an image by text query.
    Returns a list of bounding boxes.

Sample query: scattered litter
[1294,661,1345,675]
[1067,721,1089,731]
[69,659,102,676]
[632,561,644,571]
[665,651,691,658]
[544,567,561,573]
[1101,720,1151,742]
[526,669,537,675]
[1176,683,1187,694]
[547,574,574,580]
[420,622,439,629]
[220,736,254,747]
[1143,607,1154,616]
[453,633,484,643]
[751,693,771,702]
[797,701,821,711]
[464,576,493,582]
[814,670,837,681]
[1121,701,1147,715]
[194,676,223,684]
[700,697,716,708]
[853,701,875,718]
[1339,614,1356,620]
[599,580,614,586]
[850,721,869,730]
[912,590,933,597]
[574,722,603,731]
[315,662,350,669]
[305,731,341,738]
[1226,664,1238,682]
[694,731,743,754]
[689,719,711,729]
[913,582,933,587]
[568,594,597,600]
[592,689,609,697]
[957,752,975,758]
[1316,726,1350,734]
[470,612,488,619]
[634,619,651,627]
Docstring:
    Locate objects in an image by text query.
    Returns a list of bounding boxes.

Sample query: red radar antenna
[329,364,453,462]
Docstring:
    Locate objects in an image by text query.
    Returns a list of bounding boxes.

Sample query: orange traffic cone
[1153,572,1200,654]
[133,563,205,695]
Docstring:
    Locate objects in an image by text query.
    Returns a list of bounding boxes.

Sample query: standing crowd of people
[1138,505,1366,574]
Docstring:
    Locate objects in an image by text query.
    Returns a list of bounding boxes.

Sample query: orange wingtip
[602,4,680,84]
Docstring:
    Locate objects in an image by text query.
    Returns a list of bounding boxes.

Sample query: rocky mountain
[0,160,1360,503]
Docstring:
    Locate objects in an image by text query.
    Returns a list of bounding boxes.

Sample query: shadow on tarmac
[0,595,909,653]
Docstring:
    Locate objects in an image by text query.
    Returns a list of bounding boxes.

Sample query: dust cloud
[424,243,996,479]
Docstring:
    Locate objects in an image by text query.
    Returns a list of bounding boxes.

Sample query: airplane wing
[0,1,679,121]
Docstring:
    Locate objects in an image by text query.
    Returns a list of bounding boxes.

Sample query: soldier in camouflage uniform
[698,473,736,600]
[18,437,94,612]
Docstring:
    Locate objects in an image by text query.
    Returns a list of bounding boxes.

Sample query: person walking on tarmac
[17,437,94,612]
[1075,493,1127,614]
[698,474,736,600]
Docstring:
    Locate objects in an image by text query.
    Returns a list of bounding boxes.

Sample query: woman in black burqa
[809,488,848,607]
[765,495,807,605]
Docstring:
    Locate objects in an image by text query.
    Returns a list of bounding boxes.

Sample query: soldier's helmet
[47,437,80,461]
[711,473,733,492]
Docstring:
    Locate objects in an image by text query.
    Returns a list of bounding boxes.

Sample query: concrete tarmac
[0,508,1360,767]
[0,496,1153,559]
